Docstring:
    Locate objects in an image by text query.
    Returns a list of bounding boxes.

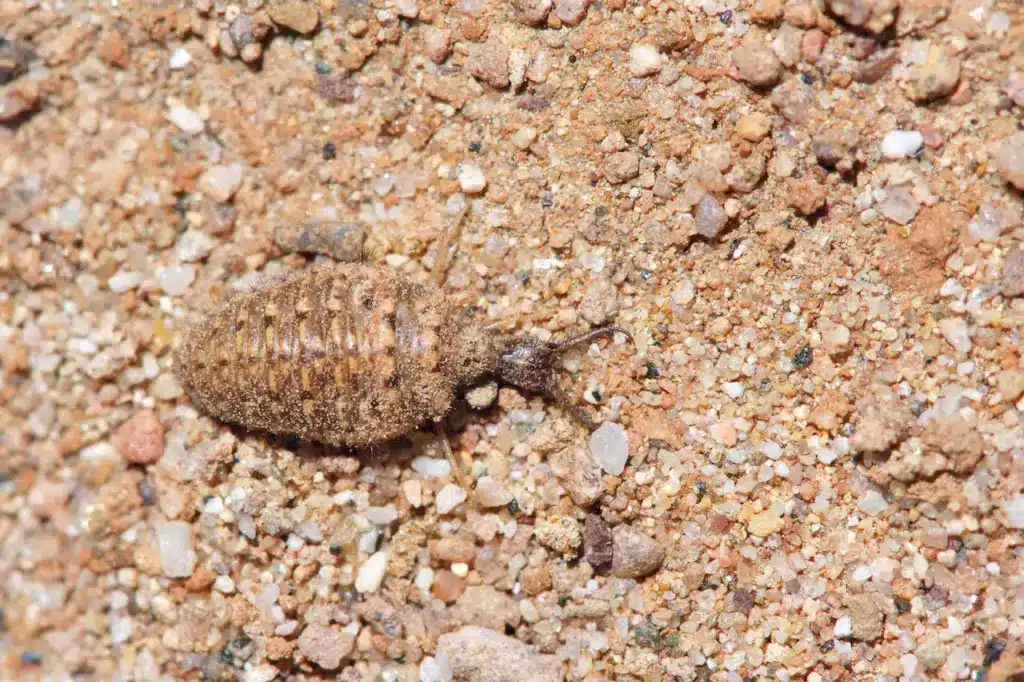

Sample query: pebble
[297,625,354,670]
[610,526,665,579]
[273,221,366,262]
[198,163,244,203]
[736,113,770,142]
[115,410,164,465]
[1002,495,1024,529]
[154,521,197,578]
[554,0,589,25]
[834,615,853,639]
[748,508,784,537]
[466,382,498,409]
[1001,246,1024,299]
[629,44,664,77]
[151,374,183,400]
[411,456,451,477]
[534,516,582,558]
[825,0,897,33]
[583,514,613,569]
[437,626,562,682]
[175,228,215,263]
[169,48,191,70]
[268,2,320,33]
[906,43,961,102]
[108,271,140,293]
[732,35,783,87]
[555,445,603,506]
[511,0,552,26]
[938,317,972,354]
[589,422,628,475]
[419,656,452,682]
[436,484,468,513]
[846,594,884,640]
[993,132,1024,190]
[458,163,487,194]
[467,44,511,89]
[604,151,640,184]
[158,265,196,296]
[995,370,1024,403]
[244,665,279,682]
[857,490,888,516]
[881,130,923,159]
[695,194,728,239]
[1005,71,1024,108]
[877,186,919,225]
[424,28,453,63]
[355,550,389,593]
[167,105,204,135]
[474,476,512,507]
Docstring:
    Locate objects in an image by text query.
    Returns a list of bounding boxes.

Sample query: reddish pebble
[948,79,972,105]
[115,410,165,464]
[431,569,467,602]
[920,126,943,149]
[801,29,826,64]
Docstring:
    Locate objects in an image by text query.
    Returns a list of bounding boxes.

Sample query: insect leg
[431,205,470,288]
[545,381,599,430]
[552,325,634,353]
[433,420,473,491]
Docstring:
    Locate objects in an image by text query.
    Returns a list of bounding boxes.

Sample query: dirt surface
[1,0,1023,680]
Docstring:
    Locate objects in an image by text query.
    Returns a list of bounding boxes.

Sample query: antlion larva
[175,263,630,449]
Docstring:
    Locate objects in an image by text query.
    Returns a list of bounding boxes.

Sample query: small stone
[905,43,961,102]
[466,382,498,409]
[355,550,389,593]
[169,48,191,69]
[877,186,919,225]
[438,626,561,682]
[994,132,1024,191]
[467,43,511,89]
[458,163,487,194]
[629,44,664,77]
[695,194,728,239]
[604,151,640,185]
[812,130,858,171]
[938,317,971,354]
[801,29,826,63]
[274,221,365,262]
[519,566,552,595]
[115,411,164,465]
[395,0,418,18]
[825,0,897,33]
[834,615,853,639]
[510,0,552,26]
[168,105,204,135]
[1002,495,1024,529]
[736,113,770,142]
[244,664,279,682]
[583,514,613,569]
[552,445,602,506]
[785,178,826,215]
[424,28,453,63]
[297,625,354,670]
[881,130,923,160]
[732,35,783,87]
[436,484,468,514]
[845,594,883,641]
[268,2,320,34]
[748,508,784,537]
[513,127,537,149]
[554,0,590,26]
[995,370,1024,402]
[154,521,197,578]
[420,656,452,682]
[857,490,888,516]
[534,516,582,558]
[473,476,512,507]
[1004,71,1024,108]
[589,422,628,475]
[108,271,140,293]
[175,228,215,263]
[610,526,664,579]
[229,14,254,47]
[198,163,244,203]
[454,585,520,631]
[158,265,196,296]
[818,318,852,358]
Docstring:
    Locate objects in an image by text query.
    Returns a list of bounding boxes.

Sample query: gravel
[154,521,197,578]
[589,422,628,475]
[437,627,561,682]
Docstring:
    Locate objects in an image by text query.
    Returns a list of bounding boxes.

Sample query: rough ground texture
[1,0,1023,680]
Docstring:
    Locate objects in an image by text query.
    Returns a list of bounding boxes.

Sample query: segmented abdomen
[176,264,455,446]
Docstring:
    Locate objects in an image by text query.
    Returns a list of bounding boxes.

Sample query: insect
[174,218,632,467]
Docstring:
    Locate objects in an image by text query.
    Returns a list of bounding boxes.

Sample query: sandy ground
[2,0,1024,680]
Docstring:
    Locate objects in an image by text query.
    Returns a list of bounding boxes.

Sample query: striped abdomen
[176,264,460,446]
